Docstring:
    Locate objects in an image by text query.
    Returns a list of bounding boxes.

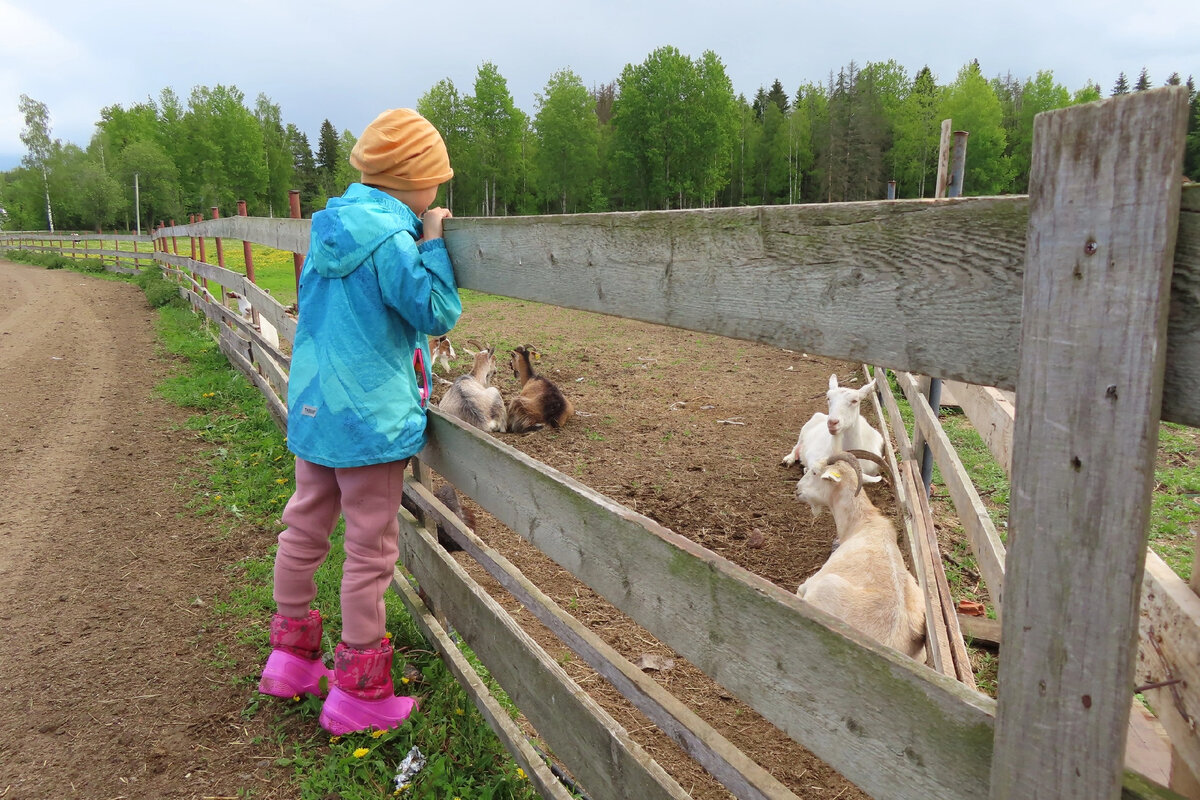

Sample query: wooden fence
[0,231,155,273]
[5,86,1199,800]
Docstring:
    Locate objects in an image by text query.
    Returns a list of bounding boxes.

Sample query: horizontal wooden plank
[387,562,578,800]
[0,232,151,243]
[440,185,1200,427]
[445,197,1029,390]
[896,372,1008,610]
[240,280,296,343]
[941,381,1016,475]
[156,216,310,254]
[417,408,996,800]
[396,504,691,800]
[1137,550,1200,784]
[403,478,801,800]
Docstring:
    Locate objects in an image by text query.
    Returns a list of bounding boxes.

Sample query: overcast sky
[1,0,1196,171]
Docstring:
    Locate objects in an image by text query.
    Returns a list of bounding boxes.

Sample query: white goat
[794,451,926,661]
[226,290,280,349]
[782,373,884,482]
[438,347,507,432]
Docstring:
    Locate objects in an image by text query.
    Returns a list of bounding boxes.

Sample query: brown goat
[506,345,574,433]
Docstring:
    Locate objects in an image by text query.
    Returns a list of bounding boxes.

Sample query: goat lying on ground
[507,345,574,433]
[793,451,926,661]
[782,373,884,482]
[438,346,507,432]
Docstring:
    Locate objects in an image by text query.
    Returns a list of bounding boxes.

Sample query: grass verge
[149,300,542,799]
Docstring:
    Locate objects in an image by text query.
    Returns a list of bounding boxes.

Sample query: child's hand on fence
[420,208,452,242]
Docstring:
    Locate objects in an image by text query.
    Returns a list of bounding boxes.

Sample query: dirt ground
[0,259,898,798]
[429,299,889,800]
[0,261,305,799]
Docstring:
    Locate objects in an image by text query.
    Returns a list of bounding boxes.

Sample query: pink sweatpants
[274,457,408,650]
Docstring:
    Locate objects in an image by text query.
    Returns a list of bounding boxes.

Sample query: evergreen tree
[1135,67,1152,91]
[1112,72,1130,95]
[284,125,319,214]
[767,79,790,114]
[315,119,341,200]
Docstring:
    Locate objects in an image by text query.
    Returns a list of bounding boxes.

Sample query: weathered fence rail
[6,86,1198,800]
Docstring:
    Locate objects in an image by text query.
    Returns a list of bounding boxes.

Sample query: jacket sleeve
[374,234,463,336]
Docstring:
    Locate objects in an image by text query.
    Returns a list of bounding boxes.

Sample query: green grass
[150,303,542,799]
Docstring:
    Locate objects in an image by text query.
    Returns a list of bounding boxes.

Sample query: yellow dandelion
[330,735,341,743]
[214,495,221,500]
[401,677,410,684]
[291,694,300,702]
[517,768,527,780]
[455,707,464,716]
[371,729,385,738]
[383,631,392,639]
[275,478,287,485]
[353,747,370,758]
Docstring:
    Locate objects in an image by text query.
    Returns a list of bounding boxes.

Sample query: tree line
[3,51,1198,233]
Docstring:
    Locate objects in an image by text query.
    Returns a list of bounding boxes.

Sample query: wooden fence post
[289,190,303,302]
[990,86,1190,800]
[212,207,226,305]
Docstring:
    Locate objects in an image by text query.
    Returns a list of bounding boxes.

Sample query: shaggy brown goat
[506,345,574,433]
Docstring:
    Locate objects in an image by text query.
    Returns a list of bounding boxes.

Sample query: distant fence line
[4,87,1200,800]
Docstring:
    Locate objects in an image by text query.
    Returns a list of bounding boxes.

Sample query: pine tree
[315,119,340,198]
[766,79,790,114]
[1112,72,1130,96]
[1135,67,1152,91]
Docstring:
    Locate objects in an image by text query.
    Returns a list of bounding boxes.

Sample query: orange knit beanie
[349,109,453,191]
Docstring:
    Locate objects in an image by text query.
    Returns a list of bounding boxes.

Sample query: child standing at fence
[257,108,460,735]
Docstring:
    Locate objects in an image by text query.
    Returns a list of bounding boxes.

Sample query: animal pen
[4,87,1199,800]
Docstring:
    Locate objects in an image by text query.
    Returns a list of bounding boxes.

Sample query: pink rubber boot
[318,639,419,735]
[258,610,334,698]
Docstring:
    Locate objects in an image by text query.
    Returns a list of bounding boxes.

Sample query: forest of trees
[2,52,1198,233]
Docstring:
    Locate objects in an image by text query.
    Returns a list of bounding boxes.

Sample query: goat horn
[467,338,487,351]
[827,451,865,496]
[845,448,896,487]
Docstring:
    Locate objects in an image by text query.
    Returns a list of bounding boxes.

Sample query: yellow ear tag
[827,470,842,479]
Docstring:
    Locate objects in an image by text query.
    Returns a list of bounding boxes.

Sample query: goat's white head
[825,374,877,437]
[795,452,864,516]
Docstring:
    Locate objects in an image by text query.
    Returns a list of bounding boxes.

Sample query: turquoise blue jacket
[286,184,462,468]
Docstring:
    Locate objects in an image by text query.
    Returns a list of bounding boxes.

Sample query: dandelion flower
[275,478,287,485]
[330,736,341,743]
[517,768,527,780]
[401,677,410,684]
[214,495,222,500]
[292,695,300,702]
[353,747,370,758]
[455,708,464,716]
[384,631,392,639]
[371,729,385,738]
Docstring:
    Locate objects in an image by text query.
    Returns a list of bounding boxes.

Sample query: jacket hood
[308,185,420,277]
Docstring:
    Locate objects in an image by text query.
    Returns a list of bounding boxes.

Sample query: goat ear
[820,466,844,483]
[828,373,839,390]
[858,379,877,396]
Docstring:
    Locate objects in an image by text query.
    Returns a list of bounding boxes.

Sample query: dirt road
[0,260,289,799]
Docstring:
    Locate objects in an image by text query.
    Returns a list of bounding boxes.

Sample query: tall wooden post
[990,86,1190,800]
[289,190,303,302]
